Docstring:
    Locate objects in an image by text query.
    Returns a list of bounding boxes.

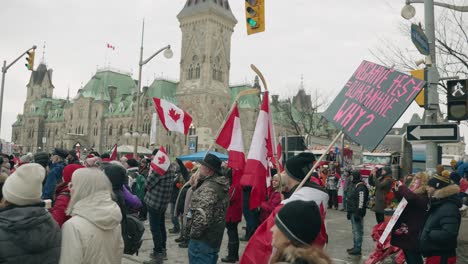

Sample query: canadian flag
[152,98,193,135]
[151,146,170,175]
[106,43,115,50]
[215,103,245,184]
[110,144,118,161]
[277,142,284,172]
[241,91,273,210]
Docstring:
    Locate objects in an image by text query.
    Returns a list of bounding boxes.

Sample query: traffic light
[25,49,35,71]
[447,79,468,121]
[410,69,426,107]
[245,0,265,35]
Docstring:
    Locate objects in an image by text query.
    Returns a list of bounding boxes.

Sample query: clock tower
[176,0,237,152]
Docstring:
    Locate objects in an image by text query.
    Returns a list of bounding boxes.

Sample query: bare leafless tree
[272,90,331,138]
[371,7,467,107]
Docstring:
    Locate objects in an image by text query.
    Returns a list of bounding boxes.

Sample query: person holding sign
[346,170,369,256]
[390,172,429,264]
[372,166,394,224]
[420,170,462,264]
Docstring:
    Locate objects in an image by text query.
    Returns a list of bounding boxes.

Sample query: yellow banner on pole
[411,69,425,107]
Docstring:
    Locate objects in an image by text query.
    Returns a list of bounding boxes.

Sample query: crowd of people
[0,147,467,264]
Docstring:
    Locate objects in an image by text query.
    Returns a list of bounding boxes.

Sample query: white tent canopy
[116,145,153,155]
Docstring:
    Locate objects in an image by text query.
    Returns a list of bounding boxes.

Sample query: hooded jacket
[420,184,462,257]
[0,204,61,263]
[188,173,229,249]
[346,180,369,218]
[59,191,123,264]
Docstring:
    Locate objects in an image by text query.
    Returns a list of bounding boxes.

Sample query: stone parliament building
[12,0,332,156]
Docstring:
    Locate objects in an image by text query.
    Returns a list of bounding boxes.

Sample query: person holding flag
[240,91,274,241]
[240,152,329,264]
[214,102,245,263]
[143,147,178,264]
[186,153,229,264]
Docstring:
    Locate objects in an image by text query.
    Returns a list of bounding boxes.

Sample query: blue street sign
[411,24,430,56]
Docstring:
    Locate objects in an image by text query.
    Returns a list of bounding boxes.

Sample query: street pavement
[122,208,385,264]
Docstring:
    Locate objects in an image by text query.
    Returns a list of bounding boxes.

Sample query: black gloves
[347,212,351,220]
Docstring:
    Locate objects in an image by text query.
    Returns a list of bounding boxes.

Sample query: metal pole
[133,20,145,158]
[424,0,439,172]
[0,61,7,135]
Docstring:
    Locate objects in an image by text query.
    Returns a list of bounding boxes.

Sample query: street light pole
[424,0,439,172]
[133,20,173,158]
[133,20,145,159]
[402,0,468,172]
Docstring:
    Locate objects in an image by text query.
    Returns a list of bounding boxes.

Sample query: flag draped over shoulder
[150,146,170,175]
[240,91,273,210]
[152,98,192,135]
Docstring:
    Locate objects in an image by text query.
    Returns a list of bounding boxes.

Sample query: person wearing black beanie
[240,152,330,264]
[269,200,332,264]
[345,170,369,256]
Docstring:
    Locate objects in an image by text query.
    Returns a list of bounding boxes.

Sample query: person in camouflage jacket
[187,154,229,264]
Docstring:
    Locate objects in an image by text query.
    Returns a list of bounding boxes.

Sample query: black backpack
[122,214,145,255]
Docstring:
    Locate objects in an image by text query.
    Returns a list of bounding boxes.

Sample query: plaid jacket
[144,163,178,210]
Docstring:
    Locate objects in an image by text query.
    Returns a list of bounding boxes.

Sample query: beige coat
[59,191,123,264]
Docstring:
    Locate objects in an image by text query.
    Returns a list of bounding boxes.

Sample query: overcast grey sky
[2,0,463,150]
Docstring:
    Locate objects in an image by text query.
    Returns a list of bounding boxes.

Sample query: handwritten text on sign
[323,61,425,151]
[379,198,408,245]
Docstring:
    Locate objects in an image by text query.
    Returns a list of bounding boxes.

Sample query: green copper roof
[229,85,260,109]
[80,70,136,101]
[145,79,178,103]
[25,98,66,121]
[104,95,136,117]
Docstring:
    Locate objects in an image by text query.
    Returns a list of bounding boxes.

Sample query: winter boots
[221,242,239,263]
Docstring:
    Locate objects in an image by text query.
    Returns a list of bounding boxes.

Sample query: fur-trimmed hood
[433,184,460,199]
[430,184,462,209]
[276,245,332,264]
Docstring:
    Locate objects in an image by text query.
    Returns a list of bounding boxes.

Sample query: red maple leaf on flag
[158,155,166,165]
[168,108,180,122]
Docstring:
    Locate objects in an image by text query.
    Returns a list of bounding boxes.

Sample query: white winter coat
[59,191,124,264]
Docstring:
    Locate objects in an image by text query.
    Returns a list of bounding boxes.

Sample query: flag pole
[205,88,260,156]
[293,131,344,193]
[251,64,283,195]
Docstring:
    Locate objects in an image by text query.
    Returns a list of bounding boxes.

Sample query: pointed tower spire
[41,41,46,64]
[299,74,305,91]
[253,75,260,89]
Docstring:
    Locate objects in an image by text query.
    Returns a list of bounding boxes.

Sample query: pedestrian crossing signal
[25,49,35,71]
[447,79,468,121]
[245,0,265,35]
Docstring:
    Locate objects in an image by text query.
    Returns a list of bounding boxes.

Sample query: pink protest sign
[322,61,425,151]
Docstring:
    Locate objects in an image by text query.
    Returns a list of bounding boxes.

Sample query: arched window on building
[195,63,200,79]
[188,64,194,80]
[109,124,113,136]
[118,125,123,136]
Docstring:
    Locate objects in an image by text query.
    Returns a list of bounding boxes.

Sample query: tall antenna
[67,86,70,102]
[41,41,47,64]
[299,74,304,90]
